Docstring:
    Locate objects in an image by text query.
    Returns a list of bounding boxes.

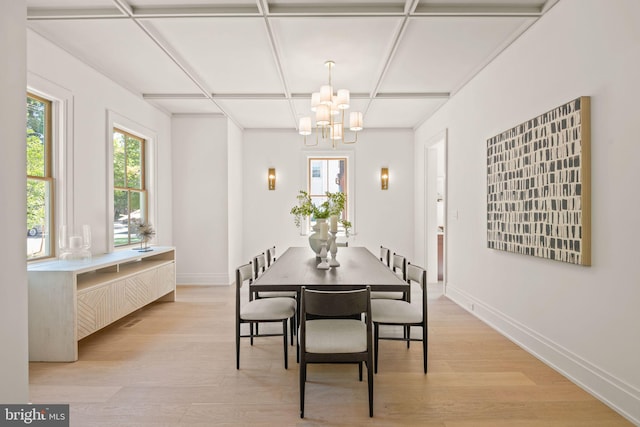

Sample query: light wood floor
[29,284,631,426]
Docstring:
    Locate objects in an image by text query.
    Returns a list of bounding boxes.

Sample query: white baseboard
[445,283,640,426]
[176,273,230,286]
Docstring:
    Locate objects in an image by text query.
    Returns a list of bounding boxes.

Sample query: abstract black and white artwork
[487,96,591,265]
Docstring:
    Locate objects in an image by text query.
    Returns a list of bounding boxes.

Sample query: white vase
[308,218,327,256]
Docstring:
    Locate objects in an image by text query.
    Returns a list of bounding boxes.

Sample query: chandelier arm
[342,131,359,145]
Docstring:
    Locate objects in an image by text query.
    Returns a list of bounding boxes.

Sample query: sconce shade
[268,168,276,190]
[331,123,343,140]
[310,92,320,112]
[350,111,363,131]
[316,104,330,126]
[381,167,389,190]
[336,89,350,109]
[299,117,312,135]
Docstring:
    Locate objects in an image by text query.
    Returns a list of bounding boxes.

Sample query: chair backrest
[266,246,276,267]
[235,263,253,314]
[252,253,266,279]
[407,263,427,318]
[392,253,407,280]
[380,246,390,267]
[301,287,371,319]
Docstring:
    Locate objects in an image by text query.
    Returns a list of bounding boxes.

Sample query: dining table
[251,246,409,295]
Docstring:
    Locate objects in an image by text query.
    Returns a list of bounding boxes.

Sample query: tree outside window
[113,129,147,246]
[308,157,348,227]
[27,93,53,260]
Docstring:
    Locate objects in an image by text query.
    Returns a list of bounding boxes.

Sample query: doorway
[425,130,447,285]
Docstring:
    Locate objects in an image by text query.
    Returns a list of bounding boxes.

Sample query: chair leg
[236,321,240,370]
[250,323,254,346]
[367,353,374,417]
[407,325,411,348]
[423,324,428,374]
[358,362,363,381]
[374,323,379,374]
[290,316,295,346]
[300,361,306,418]
[283,319,288,370]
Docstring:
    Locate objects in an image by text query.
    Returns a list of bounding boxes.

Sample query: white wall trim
[177,273,230,286]
[445,284,640,425]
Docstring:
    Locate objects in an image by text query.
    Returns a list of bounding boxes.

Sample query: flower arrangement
[290,190,351,234]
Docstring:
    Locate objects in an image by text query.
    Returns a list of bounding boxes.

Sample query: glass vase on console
[59,224,91,261]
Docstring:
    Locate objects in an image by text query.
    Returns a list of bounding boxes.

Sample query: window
[27,93,53,260]
[308,157,348,226]
[113,129,147,247]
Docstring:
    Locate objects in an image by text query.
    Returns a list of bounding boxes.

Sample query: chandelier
[298,60,364,147]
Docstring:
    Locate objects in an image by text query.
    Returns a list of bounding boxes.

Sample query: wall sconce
[381,167,389,190]
[268,168,276,190]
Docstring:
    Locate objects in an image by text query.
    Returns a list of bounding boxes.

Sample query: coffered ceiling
[26,0,559,130]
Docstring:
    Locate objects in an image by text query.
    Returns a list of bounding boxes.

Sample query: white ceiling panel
[380,16,535,93]
[216,99,295,129]
[147,17,284,94]
[365,98,447,128]
[270,16,403,94]
[28,19,203,94]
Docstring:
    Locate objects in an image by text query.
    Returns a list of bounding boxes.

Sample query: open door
[425,131,447,284]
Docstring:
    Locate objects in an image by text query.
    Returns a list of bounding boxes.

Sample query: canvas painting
[486,96,591,265]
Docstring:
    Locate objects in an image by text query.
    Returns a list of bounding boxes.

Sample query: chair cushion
[303,319,367,353]
[370,291,404,300]
[371,299,422,324]
[241,298,295,321]
[257,291,297,298]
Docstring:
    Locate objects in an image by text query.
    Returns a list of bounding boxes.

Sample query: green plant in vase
[290,190,349,255]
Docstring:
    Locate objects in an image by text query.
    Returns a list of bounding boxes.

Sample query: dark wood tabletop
[251,246,409,293]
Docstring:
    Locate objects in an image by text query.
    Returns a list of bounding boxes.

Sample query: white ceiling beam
[412,4,543,17]
[27,3,548,20]
[144,92,449,101]
[130,5,261,18]
[27,8,125,20]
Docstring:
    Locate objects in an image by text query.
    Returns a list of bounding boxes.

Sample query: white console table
[28,246,176,362]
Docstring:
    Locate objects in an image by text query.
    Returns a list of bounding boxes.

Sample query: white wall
[243,129,414,262]
[227,121,244,277]
[172,116,230,284]
[0,0,29,403]
[27,29,173,254]
[414,0,640,423]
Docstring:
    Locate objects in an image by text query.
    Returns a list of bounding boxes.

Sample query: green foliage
[290,190,347,228]
[26,96,47,230]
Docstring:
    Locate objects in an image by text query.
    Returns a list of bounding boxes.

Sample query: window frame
[113,128,148,248]
[26,92,54,261]
[107,109,157,252]
[302,152,355,235]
